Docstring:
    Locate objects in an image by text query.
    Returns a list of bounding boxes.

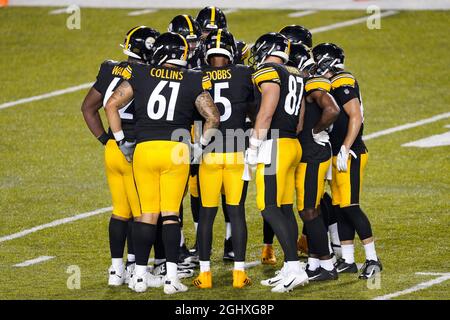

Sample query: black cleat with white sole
[306,267,338,281]
[359,259,382,279]
[335,258,358,273]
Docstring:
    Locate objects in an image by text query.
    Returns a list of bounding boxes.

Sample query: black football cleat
[178,243,197,264]
[223,237,235,261]
[359,259,383,279]
[335,258,358,274]
[306,267,338,281]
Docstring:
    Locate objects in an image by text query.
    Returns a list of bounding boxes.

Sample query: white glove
[244,147,258,179]
[118,140,136,162]
[336,145,357,172]
[190,142,203,164]
[312,129,330,146]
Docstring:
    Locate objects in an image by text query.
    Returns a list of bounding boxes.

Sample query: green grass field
[0,7,449,300]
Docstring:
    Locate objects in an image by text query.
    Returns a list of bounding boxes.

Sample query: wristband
[113,130,125,142]
[249,137,263,148]
[97,132,110,145]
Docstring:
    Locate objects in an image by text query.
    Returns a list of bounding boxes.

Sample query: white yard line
[223,9,239,15]
[373,272,450,300]
[310,10,398,34]
[288,10,317,18]
[127,9,157,16]
[0,82,94,110]
[49,8,68,15]
[13,256,55,267]
[0,207,111,243]
[364,112,450,141]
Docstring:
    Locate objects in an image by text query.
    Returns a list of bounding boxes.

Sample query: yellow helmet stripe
[210,6,216,25]
[125,26,144,50]
[179,34,189,61]
[183,14,194,36]
[286,39,291,55]
[216,28,222,48]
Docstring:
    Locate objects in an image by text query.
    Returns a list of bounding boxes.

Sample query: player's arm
[296,98,306,135]
[250,82,280,146]
[311,90,340,133]
[342,97,363,150]
[80,87,109,145]
[194,91,220,144]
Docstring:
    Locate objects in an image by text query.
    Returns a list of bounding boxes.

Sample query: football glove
[312,129,330,146]
[118,140,136,162]
[336,145,357,172]
[190,142,203,164]
[244,147,258,179]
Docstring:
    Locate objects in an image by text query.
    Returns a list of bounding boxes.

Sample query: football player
[292,43,341,281]
[81,26,159,287]
[312,43,382,279]
[193,29,254,289]
[259,24,314,265]
[246,33,309,292]
[104,32,220,294]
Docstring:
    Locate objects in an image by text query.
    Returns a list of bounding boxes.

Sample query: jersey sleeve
[252,65,281,91]
[92,61,110,95]
[202,73,212,91]
[331,72,359,105]
[305,76,331,95]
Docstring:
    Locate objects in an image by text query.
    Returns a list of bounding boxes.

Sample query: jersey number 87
[284,75,304,116]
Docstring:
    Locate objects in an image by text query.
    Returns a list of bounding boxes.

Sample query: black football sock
[132,221,157,266]
[335,205,356,241]
[321,192,336,226]
[198,206,218,261]
[126,220,134,256]
[162,219,181,264]
[262,206,298,261]
[109,217,129,259]
[301,211,330,257]
[154,216,165,260]
[191,195,200,223]
[281,204,298,243]
[226,204,247,262]
[263,219,275,245]
[342,205,373,241]
[178,203,184,229]
[222,194,231,223]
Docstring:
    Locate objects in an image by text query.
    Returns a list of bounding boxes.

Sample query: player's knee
[300,208,319,222]
[160,214,179,225]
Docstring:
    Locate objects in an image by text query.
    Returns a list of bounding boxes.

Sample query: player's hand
[337,145,357,172]
[312,129,330,146]
[244,147,258,168]
[190,142,203,164]
[118,140,136,162]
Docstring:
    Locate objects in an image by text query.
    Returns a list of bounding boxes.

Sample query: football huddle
[80,5,383,295]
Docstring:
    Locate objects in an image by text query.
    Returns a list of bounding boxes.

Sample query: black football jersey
[252,63,305,139]
[299,76,332,162]
[127,63,210,143]
[93,60,135,140]
[329,71,367,155]
[201,64,254,152]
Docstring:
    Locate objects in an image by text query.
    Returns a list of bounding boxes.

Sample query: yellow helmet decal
[183,14,194,36]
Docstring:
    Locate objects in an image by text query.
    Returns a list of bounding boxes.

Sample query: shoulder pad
[252,65,280,88]
[305,76,331,93]
[331,71,356,89]
[202,73,212,90]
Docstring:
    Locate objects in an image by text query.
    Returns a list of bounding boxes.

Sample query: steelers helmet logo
[145,37,156,50]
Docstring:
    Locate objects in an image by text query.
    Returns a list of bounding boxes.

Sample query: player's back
[201,64,254,151]
[128,63,207,143]
[252,62,305,139]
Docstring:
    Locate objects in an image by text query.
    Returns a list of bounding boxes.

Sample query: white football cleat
[260,266,287,287]
[124,263,135,285]
[147,273,164,288]
[108,266,125,286]
[163,278,188,295]
[129,272,148,293]
[271,270,309,293]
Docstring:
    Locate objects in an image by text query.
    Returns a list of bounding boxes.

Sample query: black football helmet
[203,28,236,64]
[287,43,314,71]
[150,32,189,67]
[196,6,227,33]
[279,25,312,49]
[234,40,250,65]
[248,32,290,68]
[311,43,345,75]
[168,14,202,58]
[121,26,160,62]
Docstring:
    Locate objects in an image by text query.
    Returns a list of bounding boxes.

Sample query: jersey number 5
[213,82,232,122]
[284,75,303,116]
[147,80,180,121]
